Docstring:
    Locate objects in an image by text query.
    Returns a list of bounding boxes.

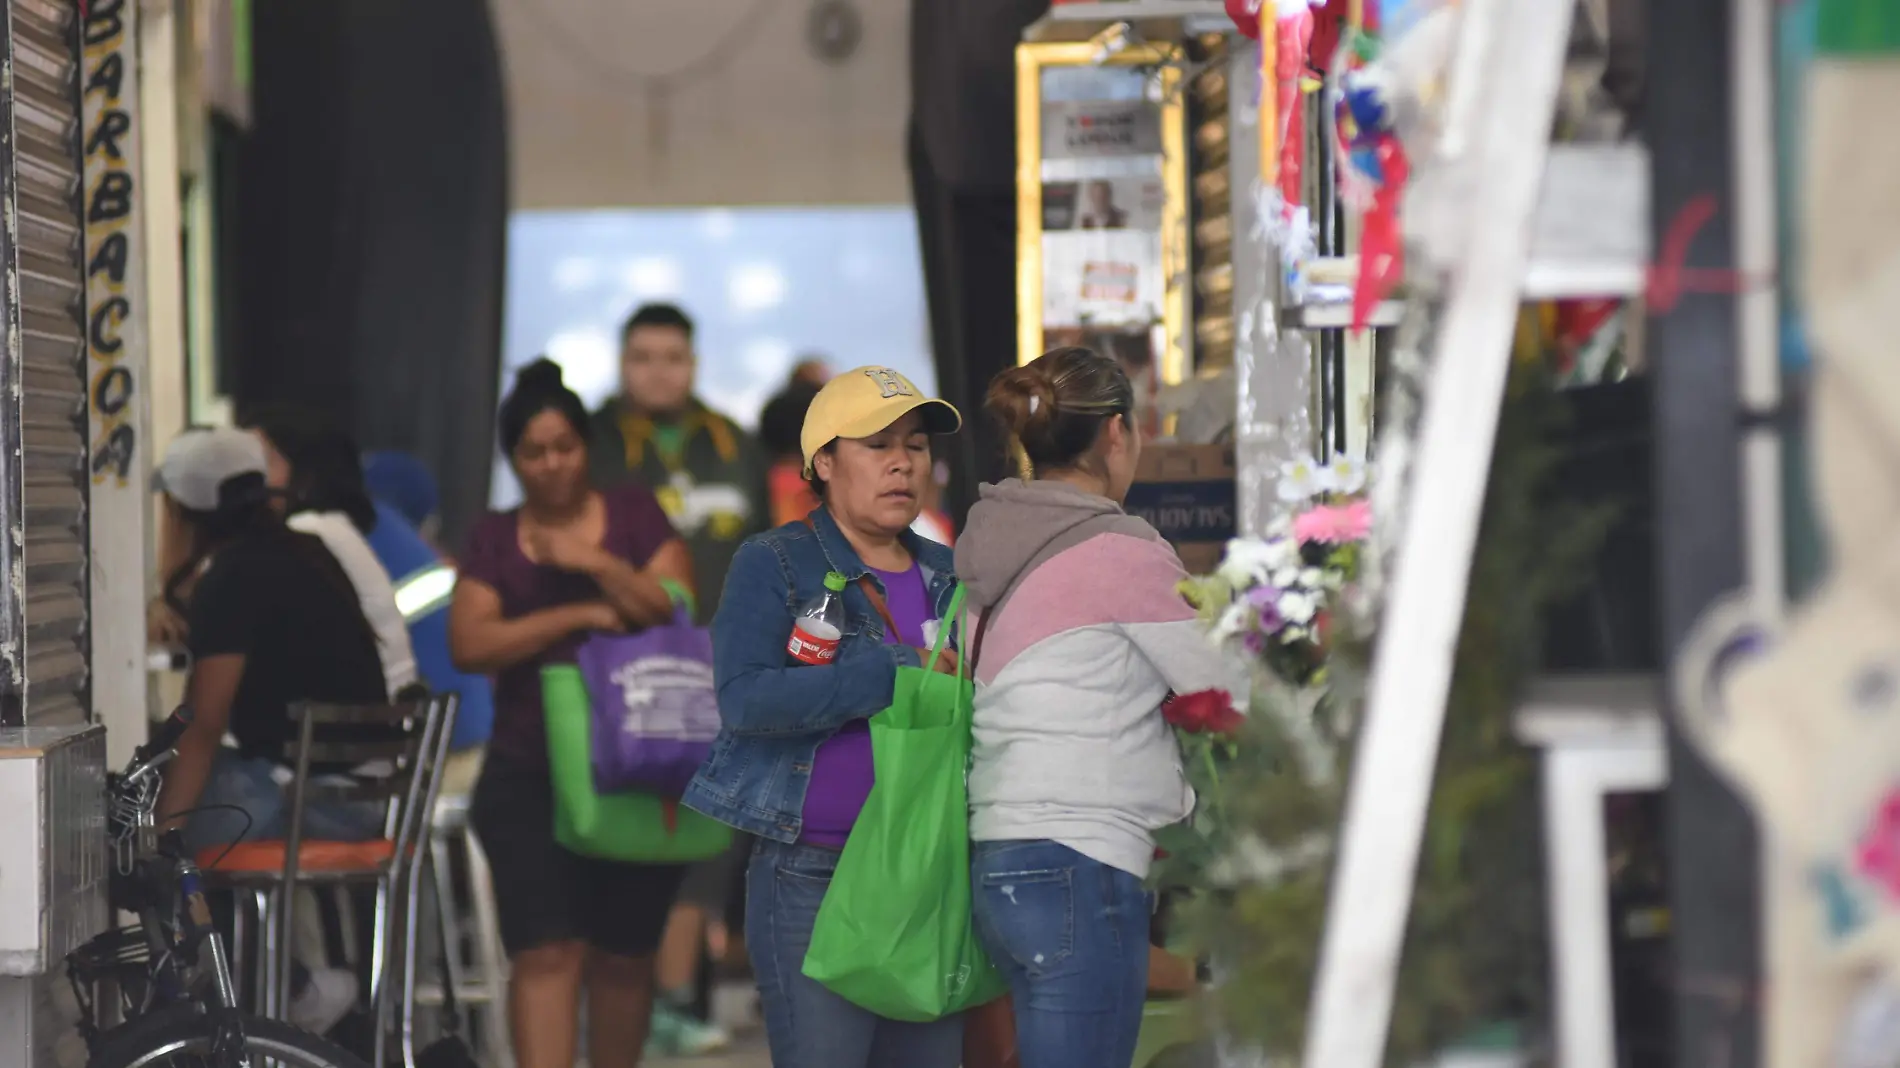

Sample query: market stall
[1005,3,1711,1068]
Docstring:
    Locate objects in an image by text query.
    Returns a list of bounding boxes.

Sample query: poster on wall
[1042,177,1165,232]
[1041,100,1163,161]
[1041,231,1162,328]
[1039,157,1166,329]
[1036,73,1169,391]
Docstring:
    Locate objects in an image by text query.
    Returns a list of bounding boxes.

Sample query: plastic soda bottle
[787,571,849,665]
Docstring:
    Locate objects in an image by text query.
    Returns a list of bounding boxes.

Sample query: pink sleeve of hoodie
[972,531,1214,686]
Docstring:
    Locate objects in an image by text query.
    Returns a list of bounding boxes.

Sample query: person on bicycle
[451,359,695,1068]
[152,427,392,1035]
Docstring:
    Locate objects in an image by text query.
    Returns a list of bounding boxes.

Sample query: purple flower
[1246,584,1286,632]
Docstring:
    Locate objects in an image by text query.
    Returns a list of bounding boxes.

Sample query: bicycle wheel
[89,1007,369,1068]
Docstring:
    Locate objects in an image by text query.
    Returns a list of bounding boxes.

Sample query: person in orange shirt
[760,378,823,526]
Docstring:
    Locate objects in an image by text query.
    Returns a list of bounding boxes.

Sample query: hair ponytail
[983,346,1134,477]
[499,358,590,455]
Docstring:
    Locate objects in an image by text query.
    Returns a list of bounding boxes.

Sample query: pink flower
[1857,788,1900,899]
[1293,499,1371,544]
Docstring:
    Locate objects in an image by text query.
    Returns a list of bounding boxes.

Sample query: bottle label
[787,619,842,665]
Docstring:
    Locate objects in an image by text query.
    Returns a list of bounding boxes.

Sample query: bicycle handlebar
[132,706,194,772]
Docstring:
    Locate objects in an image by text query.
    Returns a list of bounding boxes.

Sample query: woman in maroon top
[450,359,693,1068]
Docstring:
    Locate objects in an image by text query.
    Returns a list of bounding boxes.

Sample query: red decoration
[1275,9,1314,206]
[1856,789,1900,899]
[1309,0,1350,71]
[1225,0,1264,39]
[1351,136,1409,333]
[1163,689,1246,736]
[1554,299,1619,347]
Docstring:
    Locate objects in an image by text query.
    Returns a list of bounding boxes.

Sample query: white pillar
[140,0,191,726]
[84,0,152,767]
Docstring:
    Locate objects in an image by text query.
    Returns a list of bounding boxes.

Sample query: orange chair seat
[199,838,397,875]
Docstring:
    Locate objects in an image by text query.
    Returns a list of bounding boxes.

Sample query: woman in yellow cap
[682,366,964,1067]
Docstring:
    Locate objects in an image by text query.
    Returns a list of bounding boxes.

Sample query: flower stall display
[1160,372,1616,1064]
[1152,454,1373,897]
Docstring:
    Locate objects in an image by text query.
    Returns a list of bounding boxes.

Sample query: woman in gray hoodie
[955,347,1246,1068]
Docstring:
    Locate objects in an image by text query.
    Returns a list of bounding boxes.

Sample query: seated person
[363,450,496,793]
[151,427,391,1036]
[244,406,418,699]
[365,449,450,558]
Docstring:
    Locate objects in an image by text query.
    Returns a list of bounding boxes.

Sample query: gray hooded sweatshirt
[955,479,1248,877]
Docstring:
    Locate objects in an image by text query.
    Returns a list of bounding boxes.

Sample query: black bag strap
[970,606,995,674]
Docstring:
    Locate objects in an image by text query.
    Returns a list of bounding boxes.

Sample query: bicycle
[66,706,369,1068]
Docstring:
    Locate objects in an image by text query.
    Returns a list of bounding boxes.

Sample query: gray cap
[155,428,268,512]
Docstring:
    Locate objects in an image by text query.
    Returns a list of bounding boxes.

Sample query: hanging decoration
[1333,33,1411,332]
[1273,1,1321,208]
[1225,0,1264,40]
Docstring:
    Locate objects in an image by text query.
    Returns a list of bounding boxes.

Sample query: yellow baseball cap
[801,366,962,476]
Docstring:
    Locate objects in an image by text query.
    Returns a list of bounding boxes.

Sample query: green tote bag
[800,583,1008,1021]
[542,663,731,863]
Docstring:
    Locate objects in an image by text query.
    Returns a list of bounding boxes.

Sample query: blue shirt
[681,507,959,844]
[364,501,495,750]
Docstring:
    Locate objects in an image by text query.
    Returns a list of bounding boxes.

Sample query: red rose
[1163,689,1244,736]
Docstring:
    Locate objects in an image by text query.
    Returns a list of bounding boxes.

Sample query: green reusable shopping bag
[801,583,1008,1021]
[542,664,731,863]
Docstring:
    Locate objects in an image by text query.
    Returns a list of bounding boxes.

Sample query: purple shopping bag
[573,609,721,796]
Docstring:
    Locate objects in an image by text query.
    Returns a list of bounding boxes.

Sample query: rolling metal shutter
[2,0,90,727]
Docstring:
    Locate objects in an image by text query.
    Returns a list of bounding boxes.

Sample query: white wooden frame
[1300,2,1582,1065]
[1515,677,1668,1068]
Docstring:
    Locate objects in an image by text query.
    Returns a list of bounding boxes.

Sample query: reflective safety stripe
[393,563,458,623]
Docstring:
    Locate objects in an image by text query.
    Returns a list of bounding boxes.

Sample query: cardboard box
[1123,444,1236,576]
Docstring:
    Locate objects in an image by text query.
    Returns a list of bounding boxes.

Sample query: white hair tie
[1028,395,1041,415]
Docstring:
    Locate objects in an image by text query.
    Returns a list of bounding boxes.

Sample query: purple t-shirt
[459,485,678,770]
[800,562,934,847]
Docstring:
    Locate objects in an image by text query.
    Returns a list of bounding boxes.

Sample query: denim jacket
[682,507,959,843]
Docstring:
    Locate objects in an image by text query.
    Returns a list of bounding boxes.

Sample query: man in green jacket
[590,302,768,1055]
[588,302,770,626]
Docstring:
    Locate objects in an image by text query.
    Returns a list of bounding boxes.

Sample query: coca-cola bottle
[786,571,848,665]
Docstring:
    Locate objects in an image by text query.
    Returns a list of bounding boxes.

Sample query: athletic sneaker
[288,966,359,1036]
[645,1002,733,1057]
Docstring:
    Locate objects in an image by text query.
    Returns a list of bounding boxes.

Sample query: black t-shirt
[187,531,389,763]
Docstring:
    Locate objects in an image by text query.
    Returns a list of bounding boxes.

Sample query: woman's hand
[915,646,960,676]
[526,527,607,574]
[572,600,624,634]
[452,579,622,675]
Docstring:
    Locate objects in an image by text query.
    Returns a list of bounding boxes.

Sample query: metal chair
[414,790,511,1066]
[201,694,457,1068]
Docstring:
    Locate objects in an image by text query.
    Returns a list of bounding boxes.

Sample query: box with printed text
[1123,444,1236,576]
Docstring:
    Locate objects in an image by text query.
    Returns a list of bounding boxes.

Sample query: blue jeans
[182,750,384,859]
[746,839,964,1068]
[970,839,1152,1068]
